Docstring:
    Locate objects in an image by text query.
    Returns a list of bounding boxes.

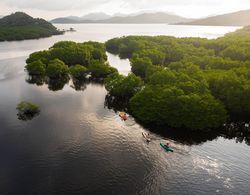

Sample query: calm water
[0,24,249,195]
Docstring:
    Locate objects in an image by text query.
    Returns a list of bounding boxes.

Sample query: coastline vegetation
[16,101,40,120]
[25,41,118,89]
[25,25,250,131]
[105,26,250,130]
[0,12,63,41]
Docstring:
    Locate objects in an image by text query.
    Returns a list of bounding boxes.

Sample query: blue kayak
[160,143,174,152]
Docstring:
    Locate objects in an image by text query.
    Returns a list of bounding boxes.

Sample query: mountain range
[51,12,192,24]
[51,9,250,26]
[177,9,250,26]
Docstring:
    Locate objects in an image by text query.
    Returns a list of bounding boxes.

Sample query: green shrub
[25,60,46,75]
[69,64,88,79]
[46,59,69,78]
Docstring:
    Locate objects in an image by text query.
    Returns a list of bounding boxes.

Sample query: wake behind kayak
[142,132,151,142]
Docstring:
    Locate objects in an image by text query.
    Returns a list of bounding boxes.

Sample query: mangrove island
[25,26,250,131]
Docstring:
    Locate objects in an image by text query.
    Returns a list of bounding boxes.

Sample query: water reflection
[222,122,250,145]
[104,94,250,146]
[1,24,249,195]
[26,75,69,91]
[26,75,45,86]
[47,77,70,91]
[70,79,88,91]
[17,111,40,121]
[16,101,41,121]
[104,94,129,112]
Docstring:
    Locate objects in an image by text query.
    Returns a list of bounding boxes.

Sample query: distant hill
[51,17,82,24]
[66,16,83,21]
[51,12,111,23]
[81,12,111,20]
[0,12,63,41]
[178,9,250,26]
[51,12,191,24]
[99,12,191,24]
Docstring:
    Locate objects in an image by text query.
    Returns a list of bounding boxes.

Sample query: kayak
[160,143,174,152]
[119,112,128,120]
[142,132,151,142]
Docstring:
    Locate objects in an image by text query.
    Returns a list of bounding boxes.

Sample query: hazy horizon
[1,0,250,20]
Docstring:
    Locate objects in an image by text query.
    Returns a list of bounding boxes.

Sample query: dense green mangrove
[105,26,250,130]
[25,26,250,131]
[16,101,40,120]
[26,41,117,81]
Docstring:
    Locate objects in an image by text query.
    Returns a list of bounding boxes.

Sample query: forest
[0,12,62,41]
[26,25,250,131]
[26,41,117,88]
[105,26,250,130]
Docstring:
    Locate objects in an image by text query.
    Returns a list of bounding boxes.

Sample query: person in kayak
[165,143,170,148]
[122,113,127,121]
[119,112,128,121]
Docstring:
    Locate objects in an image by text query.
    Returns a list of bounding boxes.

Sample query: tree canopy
[105,26,250,130]
[26,41,118,92]
[25,25,250,131]
[0,12,62,41]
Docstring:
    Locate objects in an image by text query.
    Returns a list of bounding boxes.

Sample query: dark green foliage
[69,65,88,80]
[50,47,91,66]
[27,41,107,67]
[105,73,143,99]
[51,41,107,66]
[134,49,165,65]
[168,61,186,71]
[25,60,46,76]
[23,26,250,130]
[145,65,164,81]
[0,12,62,41]
[26,50,51,64]
[26,41,113,81]
[105,26,250,130]
[131,57,152,78]
[88,60,117,79]
[129,86,227,130]
[220,46,250,61]
[16,101,40,120]
[164,45,184,64]
[205,71,250,116]
[16,101,40,113]
[47,77,69,91]
[46,59,69,78]
[105,38,121,54]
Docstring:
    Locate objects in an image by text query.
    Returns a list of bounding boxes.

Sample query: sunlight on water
[0,24,249,194]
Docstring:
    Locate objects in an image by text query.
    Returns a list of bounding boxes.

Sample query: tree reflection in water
[104,94,129,112]
[70,78,88,91]
[26,75,250,146]
[26,75,70,91]
[104,93,250,146]
[26,75,45,86]
[46,77,69,91]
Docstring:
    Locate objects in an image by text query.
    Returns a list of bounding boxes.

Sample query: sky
[0,0,250,19]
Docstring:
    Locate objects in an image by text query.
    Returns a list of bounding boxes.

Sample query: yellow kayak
[119,112,128,120]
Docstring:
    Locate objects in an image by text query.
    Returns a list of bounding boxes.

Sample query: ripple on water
[0,25,250,194]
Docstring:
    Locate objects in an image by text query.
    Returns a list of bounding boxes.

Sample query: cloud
[1,0,110,11]
[1,0,250,19]
[2,0,249,11]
